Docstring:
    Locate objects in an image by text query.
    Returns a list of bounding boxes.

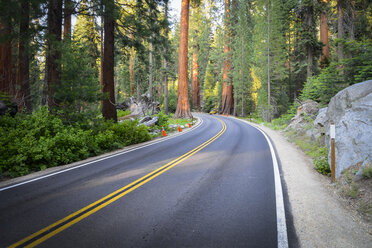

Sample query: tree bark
[0,21,13,96]
[63,0,72,40]
[102,0,117,121]
[306,4,314,78]
[221,0,233,115]
[129,33,134,96]
[46,0,62,108]
[337,0,344,62]
[163,2,169,115]
[16,0,32,112]
[191,45,200,109]
[149,40,153,101]
[319,0,329,66]
[174,0,192,118]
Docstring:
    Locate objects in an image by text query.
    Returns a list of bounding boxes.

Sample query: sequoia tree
[46,0,62,108]
[174,0,192,118]
[101,0,117,121]
[220,0,234,115]
[16,0,31,112]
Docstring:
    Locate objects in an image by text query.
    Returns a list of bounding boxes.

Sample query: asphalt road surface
[0,114,289,248]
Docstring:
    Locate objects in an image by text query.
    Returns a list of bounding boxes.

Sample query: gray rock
[325,80,372,178]
[355,159,372,179]
[285,100,319,134]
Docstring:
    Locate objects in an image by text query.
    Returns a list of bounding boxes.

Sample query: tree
[163,0,169,115]
[63,0,73,40]
[0,20,12,97]
[46,0,62,108]
[191,43,200,109]
[174,0,192,118]
[319,0,329,67]
[101,0,117,121]
[220,0,233,115]
[16,0,32,112]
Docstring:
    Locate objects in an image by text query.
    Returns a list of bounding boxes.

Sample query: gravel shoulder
[248,121,372,248]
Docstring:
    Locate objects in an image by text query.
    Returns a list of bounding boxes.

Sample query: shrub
[0,107,151,178]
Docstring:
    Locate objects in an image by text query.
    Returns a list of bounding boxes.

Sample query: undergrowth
[0,107,151,178]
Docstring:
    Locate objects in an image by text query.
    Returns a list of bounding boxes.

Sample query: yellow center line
[9,117,226,248]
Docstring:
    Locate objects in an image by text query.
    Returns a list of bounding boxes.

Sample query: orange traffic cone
[162,125,167,137]
[177,123,182,132]
[188,121,191,128]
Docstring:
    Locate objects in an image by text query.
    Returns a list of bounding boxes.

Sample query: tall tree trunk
[16,1,31,112]
[306,4,314,78]
[101,0,117,121]
[63,0,72,40]
[46,0,62,108]
[163,1,169,115]
[0,21,13,97]
[100,3,104,90]
[191,45,200,109]
[174,0,192,118]
[149,40,153,101]
[267,0,271,113]
[221,0,233,115]
[319,0,329,67]
[337,0,344,62]
[129,33,134,96]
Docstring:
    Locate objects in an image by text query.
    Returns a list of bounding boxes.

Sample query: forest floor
[247,120,372,247]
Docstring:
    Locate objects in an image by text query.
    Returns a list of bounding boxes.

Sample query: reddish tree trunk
[102,0,117,121]
[46,0,62,108]
[0,22,12,96]
[16,1,32,112]
[63,0,72,40]
[174,0,192,118]
[191,45,200,109]
[319,0,329,66]
[221,0,233,115]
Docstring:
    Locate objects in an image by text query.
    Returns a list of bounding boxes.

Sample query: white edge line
[233,117,288,248]
[0,117,204,192]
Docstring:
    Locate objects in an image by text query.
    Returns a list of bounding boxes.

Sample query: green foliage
[301,40,372,104]
[362,163,372,179]
[117,109,131,118]
[0,107,151,178]
[155,111,169,128]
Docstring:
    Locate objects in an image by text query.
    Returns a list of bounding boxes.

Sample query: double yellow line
[9,117,226,248]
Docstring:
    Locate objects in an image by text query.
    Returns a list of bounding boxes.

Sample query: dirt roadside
[248,121,372,247]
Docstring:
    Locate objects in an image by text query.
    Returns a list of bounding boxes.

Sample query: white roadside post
[330,122,336,183]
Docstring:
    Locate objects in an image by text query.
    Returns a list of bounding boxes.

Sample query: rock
[309,107,328,145]
[314,107,328,128]
[355,160,372,179]
[285,100,319,134]
[117,94,160,118]
[325,80,372,178]
[139,116,158,127]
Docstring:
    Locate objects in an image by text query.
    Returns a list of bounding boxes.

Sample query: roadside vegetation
[0,108,193,179]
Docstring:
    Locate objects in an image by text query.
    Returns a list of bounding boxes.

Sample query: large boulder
[285,100,319,134]
[117,93,160,118]
[324,80,372,178]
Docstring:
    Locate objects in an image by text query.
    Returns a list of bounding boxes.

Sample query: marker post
[330,122,336,183]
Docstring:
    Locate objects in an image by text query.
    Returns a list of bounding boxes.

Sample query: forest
[0,0,372,177]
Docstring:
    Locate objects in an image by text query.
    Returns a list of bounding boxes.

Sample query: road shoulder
[246,121,372,248]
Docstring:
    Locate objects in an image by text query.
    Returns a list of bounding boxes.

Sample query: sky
[169,0,181,19]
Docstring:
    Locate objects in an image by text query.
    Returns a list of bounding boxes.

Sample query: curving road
[0,114,289,248]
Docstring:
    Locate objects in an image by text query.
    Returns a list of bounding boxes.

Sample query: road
[0,114,288,248]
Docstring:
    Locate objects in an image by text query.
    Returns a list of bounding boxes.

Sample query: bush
[0,107,151,178]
